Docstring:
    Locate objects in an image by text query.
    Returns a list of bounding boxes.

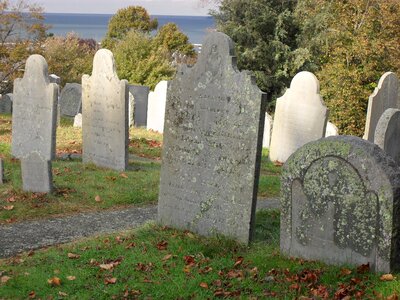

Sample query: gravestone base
[21,153,53,193]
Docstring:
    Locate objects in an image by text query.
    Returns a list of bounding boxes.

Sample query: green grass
[258,148,281,198]
[0,210,398,299]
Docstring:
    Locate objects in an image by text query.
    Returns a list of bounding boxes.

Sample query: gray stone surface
[147,80,168,133]
[281,136,400,273]
[325,121,339,137]
[0,158,3,184]
[374,108,400,164]
[130,85,150,127]
[73,113,82,128]
[262,113,273,148]
[49,74,61,84]
[158,32,267,244]
[82,49,128,171]
[60,83,82,117]
[364,72,400,141]
[21,152,53,193]
[0,93,13,114]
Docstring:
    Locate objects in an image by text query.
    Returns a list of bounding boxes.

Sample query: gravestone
[128,91,134,127]
[0,159,3,184]
[269,71,328,163]
[49,74,61,84]
[11,54,57,193]
[0,93,13,114]
[147,80,168,133]
[364,72,400,141]
[281,136,400,273]
[158,32,267,244]
[129,85,150,127]
[374,108,400,164]
[82,49,128,171]
[60,83,82,117]
[325,121,339,137]
[73,113,82,128]
[262,113,273,148]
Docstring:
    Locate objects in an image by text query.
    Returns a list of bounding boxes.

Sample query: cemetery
[0,25,400,300]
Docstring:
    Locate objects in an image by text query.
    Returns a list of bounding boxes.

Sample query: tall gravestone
[158,32,267,244]
[129,85,150,127]
[364,72,400,142]
[281,136,400,273]
[269,71,328,164]
[11,55,57,193]
[374,108,400,165]
[325,121,339,137]
[60,83,82,117]
[147,80,168,133]
[0,93,13,114]
[82,49,128,171]
[262,113,273,148]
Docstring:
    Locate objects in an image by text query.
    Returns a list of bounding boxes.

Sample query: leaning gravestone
[374,108,400,165]
[60,83,82,117]
[147,80,168,133]
[364,72,400,142]
[269,71,328,163]
[281,136,400,273]
[158,32,267,244]
[82,49,128,171]
[129,85,150,127]
[262,113,273,148]
[11,54,57,193]
[325,121,339,137]
[0,93,13,114]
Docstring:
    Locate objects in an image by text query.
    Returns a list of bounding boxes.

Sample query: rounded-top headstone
[281,135,400,273]
[60,83,82,117]
[290,71,320,94]
[23,55,50,85]
[374,108,400,164]
[92,49,117,77]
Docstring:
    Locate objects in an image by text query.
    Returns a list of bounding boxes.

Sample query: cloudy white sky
[37,0,217,16]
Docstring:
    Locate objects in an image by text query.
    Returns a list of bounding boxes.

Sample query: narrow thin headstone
[262,113,273,148]
[0,159,3,184]
[325,121,339,137]
[129,85,150,127]
[60,83,82,117]
[269,71,328,163]
[158,32,267,244]
[374,108,400,164]
[0,93,13,114]
[147,80,168,133]
[82,49,128,171]
[11,54,57,193]
[128,91,134,127]
[364,72,400,141]
[73,113,82,128]
[281,136,400,273]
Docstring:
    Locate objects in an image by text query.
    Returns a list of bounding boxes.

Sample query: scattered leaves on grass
[67,252,80,259]
[67,276,76,281]
[47,277,61,286]
[104,277,117,285]
[199,282,209,289]
[340,268,352,276]
[28,291,36,299]
[95,195,102,202]
[162,254,173,261]
[6,196,15,203]
[356,263,370,274]
[233,256,244,268]
[120,173,128,178]
[100,263,115,270]
[380,273,395,281]
[58,291,68,297]
[156,240,168,250]
[3,205,14,210]
[1,275,11,283]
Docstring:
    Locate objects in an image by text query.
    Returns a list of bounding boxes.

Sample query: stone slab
[21,152,53,193]
[158,32,267,244]
[269,71,328,163]
[147,80,168,133]
[130,85,150,127]
[73,113,82,128]
[364,72,400,141]
[0,93,13,114]
[49,74,61,84]
[262,113,273,148]
[82,49,128,171]
[60,83,82,117]
[374,108,400,164]
[281,136,400,273]
[325,121,339,137]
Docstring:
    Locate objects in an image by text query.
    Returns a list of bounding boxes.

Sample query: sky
[37,0,218,16]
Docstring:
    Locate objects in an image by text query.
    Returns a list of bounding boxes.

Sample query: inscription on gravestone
[158,32,267,244]
[60,83,82,117]
[82,49,128,171]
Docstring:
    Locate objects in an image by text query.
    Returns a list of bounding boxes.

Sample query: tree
[153,23,195,57]
[43,33,98,86]
[102,6,158,49]
[0,0,47,94]
[296,0,400,136]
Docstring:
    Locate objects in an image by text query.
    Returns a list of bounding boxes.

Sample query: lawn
[0,114,280,223]
[0,210,398,299]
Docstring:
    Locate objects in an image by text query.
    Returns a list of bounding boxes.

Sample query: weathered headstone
[129,85,149,127]
[281,136,400,273]
[147,80,168,133]
[128,91,135,127]
[325,121,339,137]
[158,32,267,244]
[0,93,13,114]
[364,72,400,141]
[49,74,61,84]
[11,54,57,193]
[374,108,400,164]
[73,113,82,128]
[0,158,3,184]
[82,49,128,171]
[269,71,328,164]
[60,83,82,117]
[262,113,273,148]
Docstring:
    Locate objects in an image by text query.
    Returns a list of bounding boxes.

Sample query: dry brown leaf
[67,276,76,281]
[162,254,172,261]
[380,273,395,281]
[67,253,80,259]
[95,195,102,202]
[58,291,68,297]
[233,256,244,268]
[199,282,209,289]
[3,205,14,211]
[1,276,11,283]
[120,173,128,178]
[6,196,15,203]
[340,268,352,276]
[47,277,61,286]
[104,277,117,284]
[387,294,399,300]
[99,263,114,270]
[28,291,36,299]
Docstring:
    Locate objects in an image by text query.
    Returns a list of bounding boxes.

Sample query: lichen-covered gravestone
[262,113,273,148]
[60,83,82,117]
[374,108,400,164]
[281,136,400,273]
[11,55,58,193]
[147,80,168,133]
[129,85,150,127]
[158,32,267,244]
[269,71,328,163]
[82,49,128,171]
[364,72,400,142]
[0,93,13,114]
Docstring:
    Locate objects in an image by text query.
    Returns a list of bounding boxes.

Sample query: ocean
[43,13,216,44]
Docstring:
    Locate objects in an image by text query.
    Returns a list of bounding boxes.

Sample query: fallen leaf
[1,276,11,283]
[67,253,80,259]
[104,277,117,285]
[162,254,172,261]
[95,195,102,202]
[357,263,370,274]
[156,240,168,250]
[99,263,114,270]
[380,274,395,281]
[199,282,208,289]
[28,291,36,299]
[120,173,128,178]
[47,277,61,286]
[387,294,399,300]
[3,205,14,211]
[340,268,352,276]
[6,196,15,203]
[67,276,76,281]
[233,256,244,268]
[58,291,68,297]
[184,255,195,266]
